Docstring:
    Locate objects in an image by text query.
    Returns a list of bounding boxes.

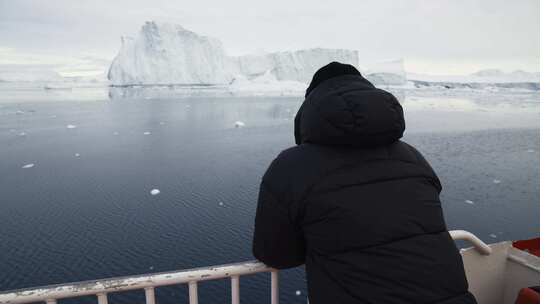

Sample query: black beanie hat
[305,61,362,97]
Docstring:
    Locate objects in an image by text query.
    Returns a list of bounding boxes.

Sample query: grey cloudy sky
[1,0,539,75]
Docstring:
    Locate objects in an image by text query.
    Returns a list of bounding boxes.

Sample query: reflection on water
[0,85,539,304]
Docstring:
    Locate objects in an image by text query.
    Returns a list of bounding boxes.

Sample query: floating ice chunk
[66,124,77,129]
[295,290,302,296]
[234,121,245,128]
[143,131,151,135]
[218,201,224,206]
[75,153,81,157]
[19,132,26,136]
[150,189,160,196]
[464,200,475,205]
[159,122,165,125]
[527,149,535,153]
[493,179,501,184]
[113,131,119,135]
[489,234,497,238]
[50,115,57,118]
[185,104,191,108]
[15,110,24,115]
[149,266,154,270]
[9,129,15,132]
[22,163,35,169]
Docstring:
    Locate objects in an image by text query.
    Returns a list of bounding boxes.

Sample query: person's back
[252,62,476,304]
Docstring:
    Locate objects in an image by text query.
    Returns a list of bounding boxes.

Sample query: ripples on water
[0,85,539,303]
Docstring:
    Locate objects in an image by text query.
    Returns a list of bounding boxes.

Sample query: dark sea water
[1,85,540,303]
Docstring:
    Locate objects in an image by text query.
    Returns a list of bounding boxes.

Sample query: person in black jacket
[252,62,476,304]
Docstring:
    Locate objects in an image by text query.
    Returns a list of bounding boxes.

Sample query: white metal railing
[0,230,491,304]
[0,261,278,304]
[449,230,493,255]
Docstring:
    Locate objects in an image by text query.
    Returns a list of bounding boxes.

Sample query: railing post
[144,287,156,304]
[231,275,240,304]
[449,230,492,255]
[271,271,279,304]
[188,281,198,304]
[96,293,108,304]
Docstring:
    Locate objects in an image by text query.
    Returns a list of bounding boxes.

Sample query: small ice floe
[493,179,501,184]
[143,131,151,135]
[22,163,35,169]
[50,115,57,118]
[66,124,77,129]
[185,104,191,108]
[19,132,26,136]
[9,129,16,132]
[159,121,165,125]
[150,189,160,196]
[15,110,24,115]
[149,266,154,270]
[113,131,119,135]
[218,201,224,206]
[464,200,475,205]
[527,149,535,153]
[489,234,498,239]
[75,153,81,157]
[295,290,302,296]
[234,121,245,128]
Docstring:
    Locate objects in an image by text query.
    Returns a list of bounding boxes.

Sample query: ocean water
[1,85,540,303]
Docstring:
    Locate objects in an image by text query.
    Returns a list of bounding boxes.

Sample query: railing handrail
[0,261,277,304]
[449,230,493,255]
[0,230,492,304]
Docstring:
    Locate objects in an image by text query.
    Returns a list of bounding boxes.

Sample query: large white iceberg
[363,59,407,85]
[234,49,359,83]
[108,22,234,85]
[108,21,360,86]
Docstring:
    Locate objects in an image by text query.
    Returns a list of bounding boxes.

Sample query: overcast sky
[1,0,539,75]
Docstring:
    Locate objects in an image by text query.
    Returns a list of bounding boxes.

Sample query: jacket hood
[294,75,405,147]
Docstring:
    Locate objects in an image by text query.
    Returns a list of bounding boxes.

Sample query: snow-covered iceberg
[363,59,407,85]
[108,21,360,86]
[234,49,359,83]
[108,22,234,85]
[228,71,306,96]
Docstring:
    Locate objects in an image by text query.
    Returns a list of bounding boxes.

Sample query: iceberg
[228,71,306,95]
[234,48,359,83]
[363,59,407,85]
[108,22,234,85]
[408,69,540,90]
[108,21,360,86]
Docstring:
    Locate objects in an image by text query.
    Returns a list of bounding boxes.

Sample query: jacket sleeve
[252,180,305,269]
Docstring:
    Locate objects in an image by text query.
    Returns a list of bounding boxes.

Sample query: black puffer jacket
[252,63,476,304]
